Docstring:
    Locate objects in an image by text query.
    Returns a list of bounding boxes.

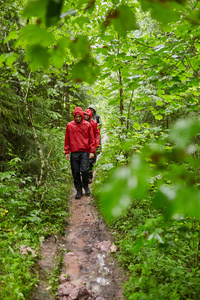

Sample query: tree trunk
[117,35,124,126]
[65,91,70,120]
[126,90,134,130]
[23,72,45,189]
[118,67,124,126]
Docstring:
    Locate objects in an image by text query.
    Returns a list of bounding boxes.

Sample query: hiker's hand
[65,154,70,160]
[89,153,94,159]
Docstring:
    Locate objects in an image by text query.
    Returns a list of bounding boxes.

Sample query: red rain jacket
[84,109,100,149]
[64,107,95,154]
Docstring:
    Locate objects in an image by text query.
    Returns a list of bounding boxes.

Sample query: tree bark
[41,149,52,206]
[23,72,45,188]
[117,35,124,126]
[118,67,124,126]
[126,90,134,130]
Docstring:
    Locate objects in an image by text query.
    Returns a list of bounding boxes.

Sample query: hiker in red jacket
[84,109,100,183]
[65,107,95,199]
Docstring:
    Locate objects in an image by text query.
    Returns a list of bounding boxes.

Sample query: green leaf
[169,119,200,149]
[23,0,48,19]
[132,238,144,254]
[0,171,15,181]
[84,0,95,13]
[50,53,64,68]
[50,38,70,67]
[4,31,18,43]
[147,229,164,246]
[5,52,19,66]
[133,122,141,130]
[155,114,163,120]
[16,25,54,48]
[156,100,163,106]
[25,45,50,70]
[70,35,90,59]
[104,5,138,36]
[0,54,6,67]
[55,37,69,56]
[45,0,64,27]
[154,185,200,219]
[100,156,148,220]
[71,57,100,84]
[141,0,187,26]
[185,6,200,26]
[71,16,90,27]
[76,0,91,5]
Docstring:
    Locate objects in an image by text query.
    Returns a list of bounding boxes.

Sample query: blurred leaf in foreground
[100,156,148,221]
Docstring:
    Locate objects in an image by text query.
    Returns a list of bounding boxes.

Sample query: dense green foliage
[0,1,94,296]
[0,0,200,298]
[93,117,200,298]
[0,129,72,298]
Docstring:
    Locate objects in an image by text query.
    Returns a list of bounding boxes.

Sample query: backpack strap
[96,115,100,123]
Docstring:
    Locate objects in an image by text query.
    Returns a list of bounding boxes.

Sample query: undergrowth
[112,202,200,299]
[92,129,200,300]
[0,128,72,299]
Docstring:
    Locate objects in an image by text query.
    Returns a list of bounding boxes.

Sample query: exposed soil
[33,186,125,300]
[59,187,125,300]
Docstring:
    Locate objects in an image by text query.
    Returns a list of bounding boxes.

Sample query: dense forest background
[0,0,200,299]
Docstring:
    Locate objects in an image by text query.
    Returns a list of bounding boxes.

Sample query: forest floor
[33,185,125,300]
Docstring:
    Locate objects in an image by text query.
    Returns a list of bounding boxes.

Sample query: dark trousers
[70,152,89,190]
[89,146,102,179]
[89,153,97,179]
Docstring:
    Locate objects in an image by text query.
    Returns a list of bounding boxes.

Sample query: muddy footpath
[33,186,125,300]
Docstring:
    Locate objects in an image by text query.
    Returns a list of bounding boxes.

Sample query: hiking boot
[84,186,91,196]
[75,189,82,199]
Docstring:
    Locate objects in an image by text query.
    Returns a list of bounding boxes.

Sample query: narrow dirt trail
[57,188,124,300]
[33,132,125,299]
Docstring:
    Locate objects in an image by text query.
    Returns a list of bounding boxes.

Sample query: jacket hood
[88,104,96,112]
[73,107,84,122]
[84,109,92,118]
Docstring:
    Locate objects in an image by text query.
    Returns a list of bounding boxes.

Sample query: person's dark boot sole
[75,190,82,199]
[84,187,91,196]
